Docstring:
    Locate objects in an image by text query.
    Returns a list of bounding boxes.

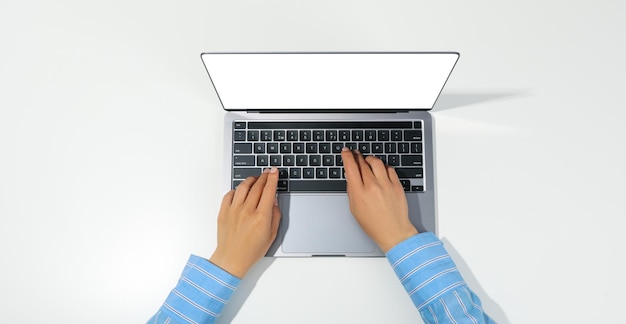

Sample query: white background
[1,1,625,323]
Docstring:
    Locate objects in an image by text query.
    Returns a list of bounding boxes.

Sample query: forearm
[149,255,241,324]
[386,233,494,324]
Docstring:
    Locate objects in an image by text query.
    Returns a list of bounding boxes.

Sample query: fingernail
[263,168,270,173]
[270,167,278,173]
[355,149,360,154]
[274,196,279,206]
[342,147,349,151]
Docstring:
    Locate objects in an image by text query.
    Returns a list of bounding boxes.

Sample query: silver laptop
[201,52,459,257]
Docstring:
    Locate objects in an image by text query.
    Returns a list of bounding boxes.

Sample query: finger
[386,165,404,190]
[354,150,376,185]
[258,167,279,212]
[269,204,281,242]
[341,147,363,187]
[365,155,389,182]
[220,189,235,211]
[245,169,270,210]
[232,175,259,206]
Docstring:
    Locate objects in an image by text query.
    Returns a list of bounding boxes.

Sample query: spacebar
[289,180,347,192]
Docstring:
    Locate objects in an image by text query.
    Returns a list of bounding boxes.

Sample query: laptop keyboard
[232,121,425,192]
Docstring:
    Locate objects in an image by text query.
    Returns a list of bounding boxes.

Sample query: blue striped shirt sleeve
[148,255,241,324]
[386,232,495,324]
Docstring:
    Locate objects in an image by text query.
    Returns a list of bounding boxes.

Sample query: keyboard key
[398,142,409,154]
[339,130,350,141]
[290,168,302,179]
[287,130,298,141]
[378,130,389,141]
[372,143,383,153]
[359,143,370,153]
[385,142,396,153]
[388,155,400,166]
[280,143,291,153]
[247,130,259,141]
[293,143,305,153]
[309,155,321,166]
[329,168,341,178]
[300,130,311,141]
[319,143,331,153]
[260,131,272,141]
[395,167,423,178]
[277,180,288,191]
[290,180,346,192]
[234,122,246,129]
[332,143,344,153]
[267,143,279,153]
[296,155,308,166]
[279,168,289,179]
[234,143,252,154]
[303,168,315,178]
[316,168,328,178]
[254,143,265,153]
[413,121,422,129]
[306,143,318,153]
[283,155,295,166]
[274,130,286,141]
[352,130,363,141]
[313,130,324,141]
[336,155,343,166]
[257,155,268,166]
[411,143,422,153]
[234,155,255,166]
[400,180,410,191]
[404,130,422,141]
[326,130,338,141]
[323,155,334,166]
[234,131,246,141]
[391,130,402,141]
[412,185,424,192]
[270,155,281,166]
[346,142,357,150]
[232,180,243,189]
[365,130,376,141]
[233,168,261,179]
[375,155,387,164]
[401,155,423,166]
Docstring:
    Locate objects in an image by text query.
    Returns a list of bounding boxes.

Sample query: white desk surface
[1,1,624,323]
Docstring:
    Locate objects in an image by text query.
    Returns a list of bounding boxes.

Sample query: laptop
[200,52,459,257]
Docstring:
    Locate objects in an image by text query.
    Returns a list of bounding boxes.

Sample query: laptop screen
[201,52,459,111]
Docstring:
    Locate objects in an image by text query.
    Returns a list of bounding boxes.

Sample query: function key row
[235,121,422,130]
[234,129,422,142]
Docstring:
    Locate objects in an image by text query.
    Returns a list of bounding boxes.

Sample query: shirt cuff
[159,254,241,323]
[386,232,466,310]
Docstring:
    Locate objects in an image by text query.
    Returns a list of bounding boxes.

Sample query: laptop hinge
[246,109,414,114]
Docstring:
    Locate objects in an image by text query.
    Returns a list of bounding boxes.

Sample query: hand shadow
[217,257,275,323]
[440,237,510,323]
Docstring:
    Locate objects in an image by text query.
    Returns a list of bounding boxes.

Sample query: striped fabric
[149,233,493,324]
[386,233,495,323]
[148,255,240,324]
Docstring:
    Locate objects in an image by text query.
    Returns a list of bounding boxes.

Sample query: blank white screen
[201,52,458,110]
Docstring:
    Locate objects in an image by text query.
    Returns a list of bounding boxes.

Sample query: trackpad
[280,194,377,254]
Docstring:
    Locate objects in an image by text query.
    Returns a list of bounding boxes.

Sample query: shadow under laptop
[440,237,510,323]
[433,91,527,112]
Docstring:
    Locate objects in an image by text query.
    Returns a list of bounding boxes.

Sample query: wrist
[209,250,249,279]
[378,227,419,253]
